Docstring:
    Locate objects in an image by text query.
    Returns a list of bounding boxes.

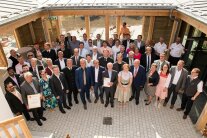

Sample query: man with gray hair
[21,72,46,126]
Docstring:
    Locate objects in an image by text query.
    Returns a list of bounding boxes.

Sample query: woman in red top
[126,43,135,54]
[134,47,142,60]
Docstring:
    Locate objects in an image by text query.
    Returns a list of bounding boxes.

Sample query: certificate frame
[27,94,41,109]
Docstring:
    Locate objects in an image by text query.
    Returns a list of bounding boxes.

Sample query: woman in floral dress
[39,70,57,110]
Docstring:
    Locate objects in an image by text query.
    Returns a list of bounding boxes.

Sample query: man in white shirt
[98,41,113,56]
[154,37,167,60]
[82,33,90,51]
[91,46,101,60]
[163,60,188,109]
[93,34,103,48]
[86,54,93,67]
[79,42,89,58]
[169,37,185,65]
[112,40,121,62]
[176,68,203,119]
[15,55,30,74]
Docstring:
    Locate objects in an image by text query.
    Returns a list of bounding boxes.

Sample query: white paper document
[103,78,111,87]
[27,94,41,109]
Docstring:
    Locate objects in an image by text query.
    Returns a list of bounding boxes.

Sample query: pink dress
[155,72,171,100]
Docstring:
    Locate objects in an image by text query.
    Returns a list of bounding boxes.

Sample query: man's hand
[56,96,60,99]
[109,82,113,87]
[191,97,196,101]
[66,90,69,93]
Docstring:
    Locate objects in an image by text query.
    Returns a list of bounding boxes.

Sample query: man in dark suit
[20,72,46,126]
[99,49,114,68]
[75,59,93,110]
[65,32,72,45]
[4,67,21,91]
[5,82,33,121]
[102,62,118,108]
[42,42,57,63]
[29,58,43,79]
[113,53,126,72]
[50,65,71,113]
[62,59,79,106]
[123,51,135,67]
[130,59,146,105]
[122,34,134,50]
[117,45,127,59]
[54,51,67,71]
[8,49,19,71]
[140,46,155,72]
[71,48,83,67]
[91,60,105,104]
[57,43,71,58]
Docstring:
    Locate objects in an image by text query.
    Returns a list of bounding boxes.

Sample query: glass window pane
[90,16,105,40]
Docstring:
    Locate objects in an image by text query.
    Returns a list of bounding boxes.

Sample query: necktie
[147,55,150,71]
[80,49,82,56]
[83,69,86,85]
[75,56,77,65]
[134,68,138,77]
[130,59,132,66]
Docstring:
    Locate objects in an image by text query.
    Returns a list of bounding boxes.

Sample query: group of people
[4,31,203,126]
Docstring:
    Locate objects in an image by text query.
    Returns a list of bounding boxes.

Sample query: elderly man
[71,48,83,67]
[154,37,167,60]
[20,72,46,126]
[75,59,93,110]
[176,68,203,119]
[123,51,135,67]
[102,62,118,108]
[140,46,155,72]
[29,58,43,79]
[163,60,188,109]
[91,46,101,60]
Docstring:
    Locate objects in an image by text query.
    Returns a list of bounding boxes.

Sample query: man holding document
[102,62,118,108]
[21,72,46,126]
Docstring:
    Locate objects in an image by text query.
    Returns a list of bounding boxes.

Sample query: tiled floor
[27,91,202,138]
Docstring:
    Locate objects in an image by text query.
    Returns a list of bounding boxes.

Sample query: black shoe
[64,106,71,110]
[83,104,87,110]
[37,121,43,126]
[183,114,187,119]
[170,105,174,109]
[136,101,139,105]
[75,100,79,104]
[29,118,35,121]
[94,99,98,103]
[176,108,184,111]
[88,99,92,103]
[111,104,114,108]
[144,99,148,102]
[129,97,134,101]
[69,103,73,106]
[100,98,104,104]
[40,117,47,121]
[163,102,167,107]
[145,101,151,105]
[60,109,66,114]
[105,104,108,107]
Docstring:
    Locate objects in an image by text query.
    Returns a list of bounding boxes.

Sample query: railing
[0,115,32,138]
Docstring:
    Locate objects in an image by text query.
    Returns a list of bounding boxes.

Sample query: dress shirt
[129,58,134,66]
[95,67,99,82]
[79,48,89,58]
[146,54,151,70]
[154,42,167,55]
[82,40,90,51]
[112,45,121,62]
[137,41,141,49]
[127,40,130,49]
[98,46,112,56]
[97,40,101,48]
[92,53,98,60]
[108,71,112,80]
[134,67,139,77]
[15,62,30,74]
[170,43,184,57]
[59,59,66,70]
[86,60,93,67]
[172,67,182,84]
[10,76,19,87]
[11,89,23,104]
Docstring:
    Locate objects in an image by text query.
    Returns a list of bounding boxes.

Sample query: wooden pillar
[56,16,61,37]
[41,17,51,43]
[116,16,121,35]
[13,29,21,48]
[147,16,155,41]
[0,43,7,67]
[29,22,36,43]
[85,16,90,38]
[169,20,179,47]
[142,16,146,40]
[105,15,110,40]
[196,103,207,132]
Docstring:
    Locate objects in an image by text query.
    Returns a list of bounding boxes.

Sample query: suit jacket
[148,71,160,86]
[113,61,126,72]
[70,56,83,67]
[140,53,155,71]
[54,58,67,71]
[9,56,19,70]
[29,66,43,79]
[123,57,134,65]
[37,59,47,68]
[122,39,134,50]
[98,56,114,68]
[57,48,71,58]
[91,66,105,86]
[5,90,25,114]
[75,67,93,90]
[62,66,78,89]
[102,70,118,92]
[20,78,43,105]
[33,48,43,57]
[93,39,103,47]
[49,73,69,97]
[130,65,146,88]
[4,74,21,90]
[139,46,155,55]
[169,66,188,92]
[134,40,145,49]
[42,49,57,63]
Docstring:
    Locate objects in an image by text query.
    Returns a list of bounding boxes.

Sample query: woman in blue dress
[39,70,57,110]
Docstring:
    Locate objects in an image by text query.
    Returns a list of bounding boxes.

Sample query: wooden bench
[0,115,32,138]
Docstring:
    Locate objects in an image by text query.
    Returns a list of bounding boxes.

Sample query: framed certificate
[103,78,111,87]
[27,94,41,109]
